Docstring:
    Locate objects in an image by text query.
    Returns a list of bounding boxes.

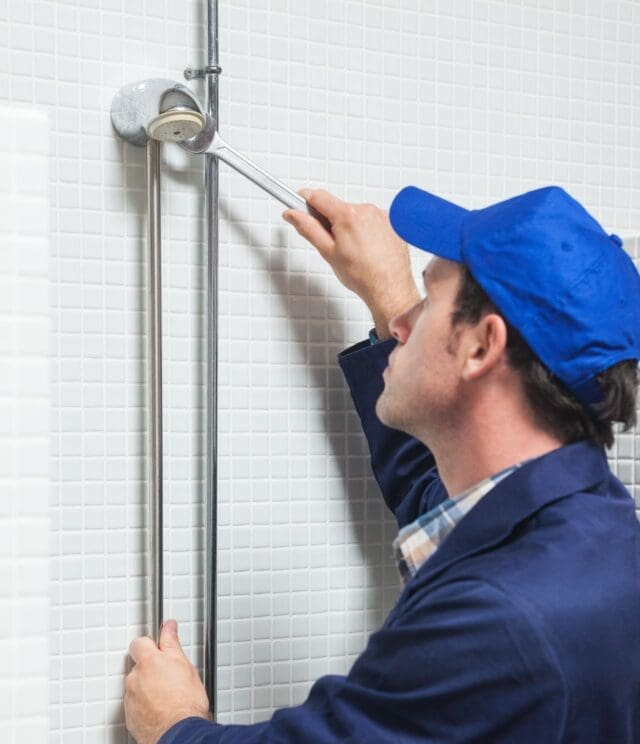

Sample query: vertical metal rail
[146,140,164,643]
[204,0,220,718]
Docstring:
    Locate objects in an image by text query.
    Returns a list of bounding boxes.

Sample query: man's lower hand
[124,620,211,744]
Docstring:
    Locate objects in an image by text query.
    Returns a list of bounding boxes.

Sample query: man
[125,185,640,743]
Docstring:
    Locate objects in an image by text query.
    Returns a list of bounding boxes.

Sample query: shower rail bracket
[184,65,222,80]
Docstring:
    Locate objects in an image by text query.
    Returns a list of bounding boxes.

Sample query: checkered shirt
[393,460,533,584]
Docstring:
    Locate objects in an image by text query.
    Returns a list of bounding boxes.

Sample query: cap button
[609,233,623,247]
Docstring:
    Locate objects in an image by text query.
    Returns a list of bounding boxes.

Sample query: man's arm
[283,190,447,525]
[158,580,567,743]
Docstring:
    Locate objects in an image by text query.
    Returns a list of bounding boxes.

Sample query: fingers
[128,635,157,664]
[283,208,335,256]
[299,188,346,224]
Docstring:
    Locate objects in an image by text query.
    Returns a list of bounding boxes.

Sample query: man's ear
[460,313,508,382]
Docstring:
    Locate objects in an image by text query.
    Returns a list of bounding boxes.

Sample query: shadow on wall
[218,199,394,620]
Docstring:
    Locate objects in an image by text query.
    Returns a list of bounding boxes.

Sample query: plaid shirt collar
[393,459,534,585]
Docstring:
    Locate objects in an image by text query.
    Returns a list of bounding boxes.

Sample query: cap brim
[389,186,467,262]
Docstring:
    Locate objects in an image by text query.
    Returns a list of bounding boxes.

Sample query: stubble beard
[377,374,463,447]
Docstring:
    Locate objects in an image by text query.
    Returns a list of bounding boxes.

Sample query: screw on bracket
[184,65,222,80]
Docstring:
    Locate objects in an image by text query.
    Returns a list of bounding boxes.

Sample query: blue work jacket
[160,337,640,743]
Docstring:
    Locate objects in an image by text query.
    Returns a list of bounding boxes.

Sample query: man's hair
[450,266,639,449]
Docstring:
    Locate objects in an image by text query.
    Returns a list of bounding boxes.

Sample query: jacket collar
[410,440,610,588]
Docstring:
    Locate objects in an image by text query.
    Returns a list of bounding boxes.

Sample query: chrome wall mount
[110,75,221,716]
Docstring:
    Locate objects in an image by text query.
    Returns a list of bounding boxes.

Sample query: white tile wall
[0,105,50,743]
[0,0,638,740]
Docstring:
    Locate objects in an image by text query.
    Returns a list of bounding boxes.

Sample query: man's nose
[389,302,419,343]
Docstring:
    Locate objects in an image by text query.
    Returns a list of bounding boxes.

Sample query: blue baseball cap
[389,185,640,411]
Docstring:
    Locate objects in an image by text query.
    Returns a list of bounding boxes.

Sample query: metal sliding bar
[146,140,164,644]
[203,0,220,718]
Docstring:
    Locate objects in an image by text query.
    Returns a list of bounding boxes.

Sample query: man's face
[376,257,466,442]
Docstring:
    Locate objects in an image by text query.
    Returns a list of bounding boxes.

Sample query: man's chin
[376,391,422,438]
[375,392,399,430]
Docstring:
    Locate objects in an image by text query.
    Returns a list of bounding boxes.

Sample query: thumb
[159,619,184,654]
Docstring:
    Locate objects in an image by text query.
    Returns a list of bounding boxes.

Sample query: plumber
[124,184,640,743]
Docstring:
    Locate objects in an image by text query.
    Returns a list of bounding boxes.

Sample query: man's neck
[436,439,563,497]
[425,416,565,498]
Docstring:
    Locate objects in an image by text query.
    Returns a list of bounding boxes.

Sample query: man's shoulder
[399,485,640,695]
[423,479,639,605]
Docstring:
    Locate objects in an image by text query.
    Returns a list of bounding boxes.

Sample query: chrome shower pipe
[183,4,221,716]
[147,140,164,644]
[202,0,220,719]
[181,0,221,710]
